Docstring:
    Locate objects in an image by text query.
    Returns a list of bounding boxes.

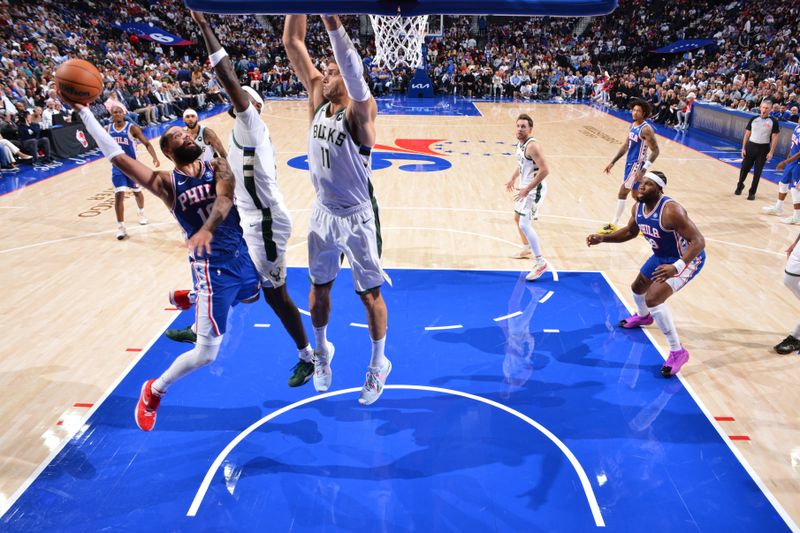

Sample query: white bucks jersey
[516,137,540,188]
[308,102,372,211]
[192,125,215,162]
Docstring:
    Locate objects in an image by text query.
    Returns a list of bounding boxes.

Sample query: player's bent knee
[193,340,221,366]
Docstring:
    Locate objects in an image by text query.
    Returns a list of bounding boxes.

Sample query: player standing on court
[600,98,659,234]
[107,105,159,240]
[505,113,551,280]
[587,171,705,377]
[191,11,316,388]
[284,14,391,405]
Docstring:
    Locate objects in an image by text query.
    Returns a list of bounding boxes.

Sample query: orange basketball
[54,59,103,104]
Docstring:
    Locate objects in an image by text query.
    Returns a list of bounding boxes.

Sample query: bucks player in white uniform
[182,107,227,163]
[191,11,316,388]
[284,14,391,405]
[504,113,551,281]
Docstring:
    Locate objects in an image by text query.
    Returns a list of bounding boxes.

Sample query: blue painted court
[1,268,790,531]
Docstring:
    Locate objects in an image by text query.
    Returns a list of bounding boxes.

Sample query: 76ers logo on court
[76,130,89,148]
[288,139,452,173]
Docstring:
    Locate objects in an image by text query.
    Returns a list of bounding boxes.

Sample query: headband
[644,171,666,189]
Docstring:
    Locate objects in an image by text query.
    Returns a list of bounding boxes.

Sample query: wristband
[643,160,652,169]
[209,48,228,68]
[672,258,686,273]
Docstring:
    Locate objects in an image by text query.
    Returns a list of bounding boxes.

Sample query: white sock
[649,304,681,351]
[138,208,145,216]
[776,199,784,208]
[632,292,649,317]
[794,209,800,219]
[117,221,125,228]
[313,325,328,353]
[370,335,388,368]
[792,323,800,338]
[612,199,627,225]
[518,214,542,257]
[154,340,221,392]
[298,343,313,362]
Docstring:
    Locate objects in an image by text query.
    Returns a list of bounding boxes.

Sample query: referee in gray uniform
[736,99,780,200]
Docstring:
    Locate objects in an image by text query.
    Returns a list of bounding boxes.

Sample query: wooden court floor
[1,102,798,521]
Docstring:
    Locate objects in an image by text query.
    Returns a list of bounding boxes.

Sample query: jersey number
[320,147,331,169]
[197,204,215,224]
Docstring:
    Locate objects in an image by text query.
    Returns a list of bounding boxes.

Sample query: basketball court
[1,1,800,529]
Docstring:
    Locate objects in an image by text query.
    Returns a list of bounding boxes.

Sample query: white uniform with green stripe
[307,102,384,293]
[226,103,292,288]
[514,136,548,217]
[193,124,215,162]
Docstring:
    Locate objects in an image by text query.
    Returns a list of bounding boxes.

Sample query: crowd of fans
[0,0,798,172]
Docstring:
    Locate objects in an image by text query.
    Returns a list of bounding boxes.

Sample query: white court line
[185,384,606,527]
[493,311,523,322]
[349,322,369,328]
[600,271,799,532]
[0,221,174,255]
[539,291,555,303]
[0,313,178,519]
[543,329,560,333]
[298,308,311,316]
[424,324,463,331]
[253,324,271,328]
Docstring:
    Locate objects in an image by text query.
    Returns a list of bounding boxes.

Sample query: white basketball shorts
[238,202,292,289]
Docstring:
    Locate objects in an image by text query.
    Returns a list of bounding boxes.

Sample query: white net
[368,14,429,70]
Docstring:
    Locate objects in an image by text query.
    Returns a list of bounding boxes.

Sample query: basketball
[54,59,103,104]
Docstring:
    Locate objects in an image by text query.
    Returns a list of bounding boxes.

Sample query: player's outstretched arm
[130,124,160,167]
[186,157,235,257]
[190,11,250,113]
[652,203,705,282]
[587,205,639,245]
[283,15,324,120]
[321,15,377,146]
[65,95,172,205]
[204,127,228,159]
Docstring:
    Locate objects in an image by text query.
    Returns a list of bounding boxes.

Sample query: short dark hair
[629,98,652,118]
[159,133,170,156]
[516,113,533,127]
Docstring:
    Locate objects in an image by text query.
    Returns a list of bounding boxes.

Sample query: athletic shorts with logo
[308,200,383,293]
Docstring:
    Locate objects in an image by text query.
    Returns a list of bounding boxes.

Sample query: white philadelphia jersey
[190,124,215,162]
[227,104,285,212]
[516,137,540,188]
[308,102,372,212]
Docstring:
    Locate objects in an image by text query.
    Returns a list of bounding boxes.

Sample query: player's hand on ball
[56,89,84,111]
[652,264,677,282]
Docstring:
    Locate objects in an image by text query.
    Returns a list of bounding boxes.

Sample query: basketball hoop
[368,14,429,70]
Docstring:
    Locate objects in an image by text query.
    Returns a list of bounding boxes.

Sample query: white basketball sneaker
[116,224,127,240]
[781,215,800,225]
[525,258,548,281]
[762,204,784,215]
[138,210,148,225]
[358,358,392,406]
[312,342,335,392]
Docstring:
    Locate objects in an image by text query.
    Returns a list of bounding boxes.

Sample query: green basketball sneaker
[165,326,197,344]
[287,360,314,387]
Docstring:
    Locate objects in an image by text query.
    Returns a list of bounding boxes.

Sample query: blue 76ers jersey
[636,195,688,258]
[108,122,136,177]
[170,161,244,262]
[790,125,800,157]
[625,121,651,167]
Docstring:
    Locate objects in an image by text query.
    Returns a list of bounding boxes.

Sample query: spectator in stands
[127,88,157,126]
[16,109,53,165]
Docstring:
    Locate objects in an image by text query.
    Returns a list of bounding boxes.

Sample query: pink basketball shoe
[618,313,654,329]
[661,347,690,378]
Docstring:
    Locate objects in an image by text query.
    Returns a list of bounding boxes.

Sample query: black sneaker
[166,326,197,344]
[774,335,800,355]
[734,185,744,195]
[287,360,314,387]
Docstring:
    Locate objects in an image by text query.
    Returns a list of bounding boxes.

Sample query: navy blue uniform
[623,121,652,190]
[108,122,141,192]
[636,195,705,292]
[170,161,260,338]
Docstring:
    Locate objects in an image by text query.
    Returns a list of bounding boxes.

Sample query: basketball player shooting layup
[600,98,660,234]
[587,171,706,377]
[283,15,391,405]
[63,92,261,431]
